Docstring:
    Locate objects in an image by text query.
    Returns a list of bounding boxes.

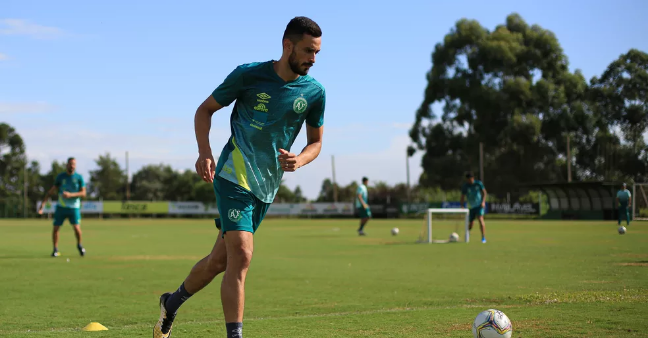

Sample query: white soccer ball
[449,232,459,242]
[391,227,399,236]
[618,226,626,235]
[472,309,512,338]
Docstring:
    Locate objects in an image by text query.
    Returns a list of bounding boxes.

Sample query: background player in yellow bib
[153,17,325,338]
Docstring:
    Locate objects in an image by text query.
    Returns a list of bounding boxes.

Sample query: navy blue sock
[226,322,243,338]
[165,283,193,314]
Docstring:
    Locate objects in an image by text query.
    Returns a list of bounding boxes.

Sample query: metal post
[126,151,130,201]
[406,150,411,206]
[567,134,572,182]
[23,162,27,218]
[479,142,484,183]
[632,184,636,220]
[331,155,337,203]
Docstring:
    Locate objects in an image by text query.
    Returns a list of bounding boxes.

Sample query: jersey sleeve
[54,174,63,187]
[79,175,86,188]
[306,88,325,128]
[478,181,485,190]
[212,66,246,107]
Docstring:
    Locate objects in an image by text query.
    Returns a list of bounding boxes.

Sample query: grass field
[0,218,647,337]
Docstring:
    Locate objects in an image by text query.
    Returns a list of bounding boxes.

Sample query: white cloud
[0,102,55,114]
[0,19,64,39]
[0,52,8,61]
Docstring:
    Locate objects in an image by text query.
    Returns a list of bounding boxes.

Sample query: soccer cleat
[78,245,86,257]
[52,249,60,257]
[153,292,175,338]
[481,238,487,244]
[358,230,366,236]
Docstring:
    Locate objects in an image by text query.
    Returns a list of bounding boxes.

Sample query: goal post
[423,208,470,243]
[633,183,648,221]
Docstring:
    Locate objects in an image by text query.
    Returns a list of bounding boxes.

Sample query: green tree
[130,164,176,201]
[170,170,202,201]
[0,123,27,200]
[275,180,296,203]
[590,49,648,182]
[293,186,307,203]
[41,160,66,192]
[89,153,126,200]
[410,13,591,193]
[193,180,215,205]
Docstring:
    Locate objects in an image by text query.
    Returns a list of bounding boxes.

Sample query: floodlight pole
[23,162,27,218]
[331,155,338,203]
[406,149,411,207]
[567,134,572,182]
[479,142,484,182]
[126,151,130,201]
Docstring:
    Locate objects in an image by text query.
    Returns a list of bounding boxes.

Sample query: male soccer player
[356,177,371,236]
[617,183,632,227]
[37,157,86,257]
[153,17,325,338]
[460,172,487,243]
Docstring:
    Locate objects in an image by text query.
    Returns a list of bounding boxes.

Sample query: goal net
[633,183,648,221]
[418,208,470,243]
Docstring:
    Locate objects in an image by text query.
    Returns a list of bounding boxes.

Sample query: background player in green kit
[153,17,325,338]
[616,183,632,227]
[37,157,86,257]
[460,172,488,243]
[356,177,371,236]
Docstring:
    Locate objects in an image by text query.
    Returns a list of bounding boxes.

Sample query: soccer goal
[418,208,470,243]
[633,183,648,221]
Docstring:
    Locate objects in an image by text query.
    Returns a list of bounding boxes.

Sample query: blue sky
[2,0,647,199]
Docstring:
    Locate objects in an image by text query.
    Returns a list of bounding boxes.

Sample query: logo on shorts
[228,209,243,223]
[293,95,308,114]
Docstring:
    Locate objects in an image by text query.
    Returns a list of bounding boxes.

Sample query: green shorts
[469,206,485,222]
[357,207,372,219]
[53,206,81,226]
[213,176,270,236]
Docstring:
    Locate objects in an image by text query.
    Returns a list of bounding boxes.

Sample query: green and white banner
[37,201,355,216]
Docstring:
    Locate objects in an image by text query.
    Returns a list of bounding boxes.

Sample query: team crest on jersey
[293,95,308,114]
[228,209,243,223]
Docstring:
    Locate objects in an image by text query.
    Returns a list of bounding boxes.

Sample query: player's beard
[288,50,312,76]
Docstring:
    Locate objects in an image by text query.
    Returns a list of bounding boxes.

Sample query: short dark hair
[283,16,322,43]
[465,172,474,178]
[362,177,369,182]
[67,157,75,163]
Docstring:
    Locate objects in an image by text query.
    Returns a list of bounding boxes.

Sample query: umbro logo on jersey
[256,93,271,100]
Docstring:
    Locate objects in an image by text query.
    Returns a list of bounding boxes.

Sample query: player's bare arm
[279,124,323,172]
[481,188,487,207]
[38,185,58,214]
[460,194,465,208]
[195,95,225,183]
[62,186,86,199]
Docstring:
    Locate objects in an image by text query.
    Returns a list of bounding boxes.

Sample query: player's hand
[481,201,486,208]
[62,191,72,198]
[37,206,44,215]
[196,152,216,183]
[278,149,301,172]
